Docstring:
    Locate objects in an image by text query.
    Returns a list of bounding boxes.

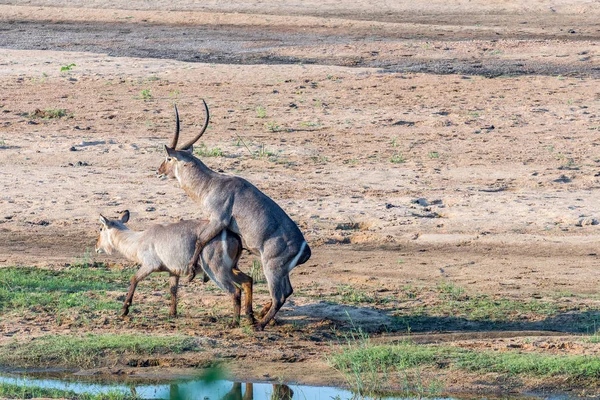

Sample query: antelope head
[158,100,209,179]
[96,210,130,255]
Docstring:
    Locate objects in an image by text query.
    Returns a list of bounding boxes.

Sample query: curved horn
[169,104,180,149]
[179,99,210,150]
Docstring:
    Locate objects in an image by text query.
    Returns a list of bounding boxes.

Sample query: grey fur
[96,212,253,323]
[158,104,311,330]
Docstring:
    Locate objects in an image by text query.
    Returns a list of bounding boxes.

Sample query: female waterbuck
[95,210,254,324]
[157,101,311,330]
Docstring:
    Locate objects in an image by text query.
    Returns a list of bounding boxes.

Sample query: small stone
[411,198,429,207]
[145,207,156,212]
[69,146,77,151]
[577,217,599,227]
[554,175,572,183]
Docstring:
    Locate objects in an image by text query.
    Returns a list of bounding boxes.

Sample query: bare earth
[2,0,600,396]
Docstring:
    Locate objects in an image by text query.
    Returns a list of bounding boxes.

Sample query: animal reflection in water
[222,383,293,400]
[165,382,294,400]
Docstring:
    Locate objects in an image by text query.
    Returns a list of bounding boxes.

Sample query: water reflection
[154,381,295,399]
[0,374,348,400]
[0,373,554,399]
[220,383,293,400]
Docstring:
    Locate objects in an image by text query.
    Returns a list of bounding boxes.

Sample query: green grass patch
[329,330,442,396]
[412,295,559,323]
[330,339,600,388]
[138,89,152,100]
[60,63,76,72]
[394,281,561,326]
[334,285,377,305]
[0,381,133,400]
[255,105,267,118]
[29,108,69,119]
[390,153,405,164]
[0,266,130,314]
[0,334,198,368]
[194,143,223,157]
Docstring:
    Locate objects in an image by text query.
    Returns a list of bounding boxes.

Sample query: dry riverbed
[2,1,600,397]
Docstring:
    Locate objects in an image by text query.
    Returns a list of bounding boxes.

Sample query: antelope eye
[166,157,173,162]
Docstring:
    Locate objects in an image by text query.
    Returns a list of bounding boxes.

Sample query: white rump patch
[288,241,307,272]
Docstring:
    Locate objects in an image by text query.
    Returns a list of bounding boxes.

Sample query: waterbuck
[95,210,254,325]
[157,101,311,330]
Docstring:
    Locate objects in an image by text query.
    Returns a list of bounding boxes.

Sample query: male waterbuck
[157,101,311,330]
[95,210,254,325]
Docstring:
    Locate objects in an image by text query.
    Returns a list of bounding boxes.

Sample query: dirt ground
[2,0,600,396]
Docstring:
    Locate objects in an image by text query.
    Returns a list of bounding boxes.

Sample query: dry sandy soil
[2,0,600,396]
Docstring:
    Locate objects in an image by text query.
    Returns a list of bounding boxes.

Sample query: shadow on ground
[282,301,600,336]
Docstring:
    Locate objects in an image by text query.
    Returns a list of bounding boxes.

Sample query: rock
[392,120,415,127]
[577,217,599,227]
[554,175,572,183]
[411,198,429,207]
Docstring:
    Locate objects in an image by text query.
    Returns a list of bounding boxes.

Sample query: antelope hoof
[245,314,257,326]
[227,320,240,329]
[187,270,196,283]
[169,312,177,318]
[253,322,265,332]
[120,309,129,318]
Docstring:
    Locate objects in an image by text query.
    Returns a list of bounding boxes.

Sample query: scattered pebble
[411,198,429,207]
[554,175,572,183]
[576,217,598,227]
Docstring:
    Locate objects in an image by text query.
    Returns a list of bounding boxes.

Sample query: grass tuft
[329,326,442,397]
[194,143,223,157]
[331,341,600,381]
[60,63,76,72]
[390,153,405,164]
[0,334,198,368]
[0,381,133,400]
[29,108,69,119]
[255,105,267,118]
[0,265,130,314]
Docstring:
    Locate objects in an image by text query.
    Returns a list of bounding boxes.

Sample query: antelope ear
[99,214,109,227]
[164,145,178,158]
[181,146,193,154]
[120,210,130,224]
